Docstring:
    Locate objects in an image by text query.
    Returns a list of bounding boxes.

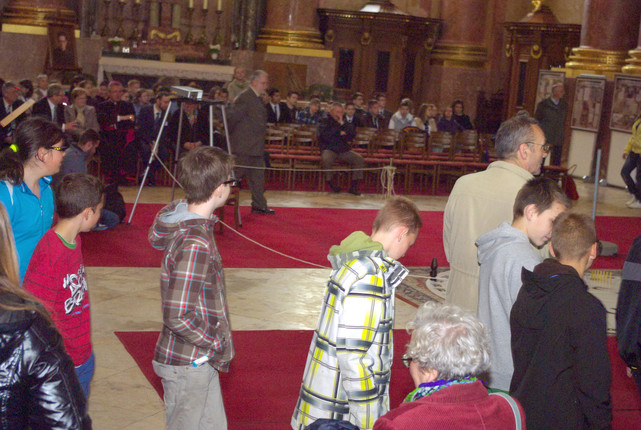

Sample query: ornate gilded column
[1,0,76,28]
[255,0,324,50]
[622,15,641,75]
[565,0,641,76]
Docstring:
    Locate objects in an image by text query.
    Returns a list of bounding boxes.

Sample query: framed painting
[570,75,606,132]
[610,74,641,132]
[534,70,565,109]
[47,23,78,70]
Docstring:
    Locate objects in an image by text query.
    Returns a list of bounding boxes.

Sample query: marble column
[255,0,324,49]
[1,0,76,27]
[623,15,641,75]
[427,0,490,118]
[565,0,641,74]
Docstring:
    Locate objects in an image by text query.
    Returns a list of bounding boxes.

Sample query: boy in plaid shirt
[149,146,235,430]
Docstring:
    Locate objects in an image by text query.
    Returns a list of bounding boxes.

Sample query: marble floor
[87,180,637,429]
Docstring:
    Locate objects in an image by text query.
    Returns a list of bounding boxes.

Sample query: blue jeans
[75,352,95,399]
[621,152,641,200]
[99,208,121,229]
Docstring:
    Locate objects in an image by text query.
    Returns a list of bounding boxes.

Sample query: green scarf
[404,376,478,403]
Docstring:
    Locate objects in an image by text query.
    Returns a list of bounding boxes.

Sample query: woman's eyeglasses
[401,354,413,368]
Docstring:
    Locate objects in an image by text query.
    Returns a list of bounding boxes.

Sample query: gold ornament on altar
[531,0,542,13]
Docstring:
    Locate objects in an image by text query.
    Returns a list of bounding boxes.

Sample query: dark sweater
[510,258,612,430]
[318,115,356,154]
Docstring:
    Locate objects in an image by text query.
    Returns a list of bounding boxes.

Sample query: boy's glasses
[223,179,239,187]
[50,143,70,152]
[401,353,413,368]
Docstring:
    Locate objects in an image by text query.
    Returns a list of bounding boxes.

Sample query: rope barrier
[235,164,385,172]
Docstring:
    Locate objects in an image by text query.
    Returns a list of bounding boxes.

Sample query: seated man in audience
[388,98,414,130]
[0,82,26,149]
[32,83,77,133]
[476,177,569,391]
[52,129,120,229]
[361,99,383,129]
[376,93,392,128]
[343,102,361,127]
[292,197,422,430]
[319,102,364,196]
[352,92,366,124]
[297,98,323,125]
[510,212,612,429]
[168,98,205,153]
[137,89,172,185]
[33,74,48,101]
[97,81,137,183]
[282,91,299,123]
[266,88,287,124]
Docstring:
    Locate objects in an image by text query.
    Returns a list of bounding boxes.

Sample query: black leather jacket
[0,296,91,429]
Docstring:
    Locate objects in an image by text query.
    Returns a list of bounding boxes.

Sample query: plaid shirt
[291,249,408,430]
[149,200,234,371]
[296,107,324,125]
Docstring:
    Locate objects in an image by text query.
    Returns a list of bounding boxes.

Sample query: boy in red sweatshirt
[24,173,104,398]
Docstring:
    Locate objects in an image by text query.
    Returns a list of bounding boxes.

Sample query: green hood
[328,231,383,256]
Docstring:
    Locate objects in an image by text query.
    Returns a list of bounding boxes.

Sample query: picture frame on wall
[571,75,606,132]
[610,74,641,132]
[534,70,565,109]
[47,23,78,70]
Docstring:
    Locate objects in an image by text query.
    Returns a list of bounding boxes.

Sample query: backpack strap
[490,391,523,429]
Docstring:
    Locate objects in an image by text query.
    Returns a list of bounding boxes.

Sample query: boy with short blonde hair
[510,212,612,429]
[292,197,422,430]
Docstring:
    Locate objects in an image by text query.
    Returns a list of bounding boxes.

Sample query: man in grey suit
[228,69,275,214]
[534,83,568,166]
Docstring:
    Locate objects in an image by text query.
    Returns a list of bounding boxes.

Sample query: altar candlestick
[217,0,222,11]
[189,0,193,7]
[203,0,208,10]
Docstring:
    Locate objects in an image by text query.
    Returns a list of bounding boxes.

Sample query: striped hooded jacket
[291,231,409,430]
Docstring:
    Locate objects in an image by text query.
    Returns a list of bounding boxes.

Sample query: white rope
[381,163,396,199]
[218,219,330,269]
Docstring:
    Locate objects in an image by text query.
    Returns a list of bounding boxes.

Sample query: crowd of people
[0,66,640,430]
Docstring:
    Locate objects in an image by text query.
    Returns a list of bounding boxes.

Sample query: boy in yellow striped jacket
[292,197,422,430]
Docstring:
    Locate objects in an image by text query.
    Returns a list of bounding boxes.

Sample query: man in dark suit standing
[376,93,393,128]
[228,70,274,215]
[137,90,172,185]
[32,83,77,133]
[0,82,26,149]
[266,88,287,124]
[96,81,136,183]
[534,83,568,166]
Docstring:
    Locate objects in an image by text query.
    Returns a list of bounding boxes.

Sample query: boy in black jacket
[510,212,612,429]
[616,234,641,397]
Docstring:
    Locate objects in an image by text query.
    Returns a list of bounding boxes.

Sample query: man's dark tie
[52,107,57,123]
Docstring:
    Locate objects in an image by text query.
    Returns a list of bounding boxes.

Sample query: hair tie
[9,144,18,153]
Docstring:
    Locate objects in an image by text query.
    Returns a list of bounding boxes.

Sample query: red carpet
[115,330,641,429]
[83,204,639,269]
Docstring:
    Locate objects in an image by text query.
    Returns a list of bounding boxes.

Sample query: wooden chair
[290,127,322,190]
[265,127,292,189]
[398,129,427,158]
[215,185,241,234]
[453,130,479,161]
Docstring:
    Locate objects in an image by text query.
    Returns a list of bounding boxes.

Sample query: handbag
[564,164,579,201]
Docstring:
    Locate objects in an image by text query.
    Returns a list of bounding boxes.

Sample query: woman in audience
[436,106,464,134]
[426,104,439,132]
[0,117,66,281]
[413,103,432,135]
[621,113,641,208]
[133,88,152,117]
[373,302,525,429]
[452,100,474,130]
[64,87,99,142]
[0,202,91,429]
[18,79,34,102]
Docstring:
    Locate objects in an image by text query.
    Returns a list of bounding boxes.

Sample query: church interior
[1,0,641,428]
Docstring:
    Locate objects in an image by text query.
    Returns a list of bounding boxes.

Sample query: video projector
[170,86,203,101]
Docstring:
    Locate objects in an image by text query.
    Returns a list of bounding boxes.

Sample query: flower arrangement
[108,36,125,47]
[208,43,221,59]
